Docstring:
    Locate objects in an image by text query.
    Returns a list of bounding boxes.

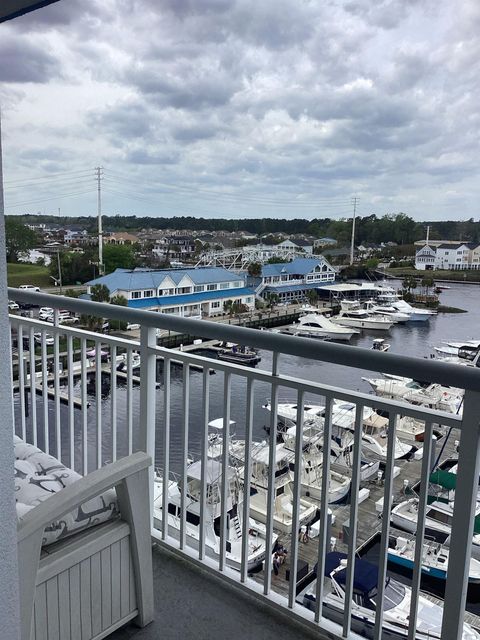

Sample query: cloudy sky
[1,0,479,220]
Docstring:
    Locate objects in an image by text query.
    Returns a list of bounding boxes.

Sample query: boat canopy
[429,469,457,491]
[208,418,236,430]
[187,459,235,483]
[324,552,379,594]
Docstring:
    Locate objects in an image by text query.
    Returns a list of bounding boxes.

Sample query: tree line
[8,213,480,245]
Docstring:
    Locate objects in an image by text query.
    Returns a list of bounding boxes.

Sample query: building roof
[264,282,330,294]
[87,266,244,293]
[127,287,255,309]
[261,257,331,278]
[437,243,473,250]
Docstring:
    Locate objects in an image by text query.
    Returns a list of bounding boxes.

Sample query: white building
[415,244,436,270]
[86,267,255,317]
[277,238,314,254]
[434,243,472,270]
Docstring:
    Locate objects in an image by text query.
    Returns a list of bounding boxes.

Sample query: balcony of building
[7,287,480,640]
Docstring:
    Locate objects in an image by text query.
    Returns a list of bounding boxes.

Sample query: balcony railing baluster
[162,356,171,542]
[373,412,398,640]
[18,325,26,441]
[199,366,210,562]
[28,325,37,448]
[288,388,306,609]
[342,402,364,637]
[41,330,49,455]
[81,339,88,475]
[180,363,190,551]
[110,343,117,464]
[408,420,434,640]
[95,340,102,469]
[240,377,254,584]
[67,334,75,470]
[220,371,232,573]
[314,395,333,624]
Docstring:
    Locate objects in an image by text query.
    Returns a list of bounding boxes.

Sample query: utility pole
[56,250,63,294]
[95,167,104,275]
[350,196,358,266]
[426,225,430,245]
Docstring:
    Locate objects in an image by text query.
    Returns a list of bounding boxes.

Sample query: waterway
[13,281,479,472]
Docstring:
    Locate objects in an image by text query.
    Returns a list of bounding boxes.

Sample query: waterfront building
[86,266,255,317]
[103,232,139,245]
[415,243,436,270]
[415,242,480,270]
[255,256,336,303]
[277,238,314,254]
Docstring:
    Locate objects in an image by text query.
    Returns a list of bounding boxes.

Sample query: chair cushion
[14,436,118,546]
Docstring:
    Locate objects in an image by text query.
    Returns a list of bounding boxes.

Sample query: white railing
[8,287,480,640]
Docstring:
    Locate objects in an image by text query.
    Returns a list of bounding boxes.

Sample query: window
[219,282,230,289]
[207,284,217,291]
[177,286,192,294]
[211,301,220,308]
[194,285,204,292]
[131,291,141,299]
[233,281,242,287]
[143,290,153,298]
[246,297,253,303]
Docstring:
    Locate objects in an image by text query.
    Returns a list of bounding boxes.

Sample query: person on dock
[272,552,281,576]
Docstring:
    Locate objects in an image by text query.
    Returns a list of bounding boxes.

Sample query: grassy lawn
[7,263,52,288]
[386,267,480,282]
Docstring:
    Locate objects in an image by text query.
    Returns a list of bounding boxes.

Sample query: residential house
[103,232,139,245]
[86,266,255,317]
[255,256,336,303]
[434,243,472,270]
[277,238,314,254]
[314,237,337,249]
[415,244,436,270]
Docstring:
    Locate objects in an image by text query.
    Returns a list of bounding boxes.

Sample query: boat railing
[8,287,480,640]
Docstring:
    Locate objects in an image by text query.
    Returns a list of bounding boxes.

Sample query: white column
[0,115,21,638]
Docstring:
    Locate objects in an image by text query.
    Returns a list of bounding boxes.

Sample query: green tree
[266,256,288,264]
[110,294,128,331]
[5,218,38,262]
[365,258,379,269]
[50,250,96,285]
[306,289,318,305]
[421,276,434,296]
[81,284,111,330]
[265,292,279,308]
[103,244,136,274]
[247,262,262,277]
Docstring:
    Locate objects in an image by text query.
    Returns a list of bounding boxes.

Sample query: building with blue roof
[86,267,255,318]
[255,256,336,303]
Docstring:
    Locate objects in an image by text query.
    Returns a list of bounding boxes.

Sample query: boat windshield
[368,578,406,611]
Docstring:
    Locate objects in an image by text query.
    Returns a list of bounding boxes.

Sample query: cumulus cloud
[1,0,479,219]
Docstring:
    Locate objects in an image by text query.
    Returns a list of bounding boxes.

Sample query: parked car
[19,284,41,292]
[39,307,54,321]
[8,300,19,311]
[33,332,54,346]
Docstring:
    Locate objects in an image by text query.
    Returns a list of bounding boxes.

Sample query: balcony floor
[112,543,322,640]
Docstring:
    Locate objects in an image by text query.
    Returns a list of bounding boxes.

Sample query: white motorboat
[372,338,390,352]
[332,301,394,331]
[263,400,325,428]
[387,534,480,586]
[297,552,480,639]
[245,443,319,533]
[391,498,480,558]
[286,313,359,341]
[153,459,275,571]
[116,351,141,370]
[392,299,436,322]
[328,401,415,460]
[363,300,410,323]
[363,377,464,414]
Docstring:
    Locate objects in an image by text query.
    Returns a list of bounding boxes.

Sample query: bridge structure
[195,246,310,271]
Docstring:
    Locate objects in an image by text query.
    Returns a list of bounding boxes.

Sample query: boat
[363,377,464,414]
[116,351,141,370]
[372,338,390,352]
[264,399,413,462]
[297,552,479,639]
[244,443,319,533]
[328,401,416,460]
[331,301,394,331]
[390,498,480,558]
[363,300,410,323]
[217,344,261,366]
[286,313,359,341]
[392,299,436,322]
[152,459,275,571]
[387,534,480,586]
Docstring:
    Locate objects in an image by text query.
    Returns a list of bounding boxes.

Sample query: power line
[4,188,96,208]
[3,168,93,186]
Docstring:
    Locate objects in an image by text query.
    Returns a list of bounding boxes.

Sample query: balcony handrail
[9,286,480,391]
